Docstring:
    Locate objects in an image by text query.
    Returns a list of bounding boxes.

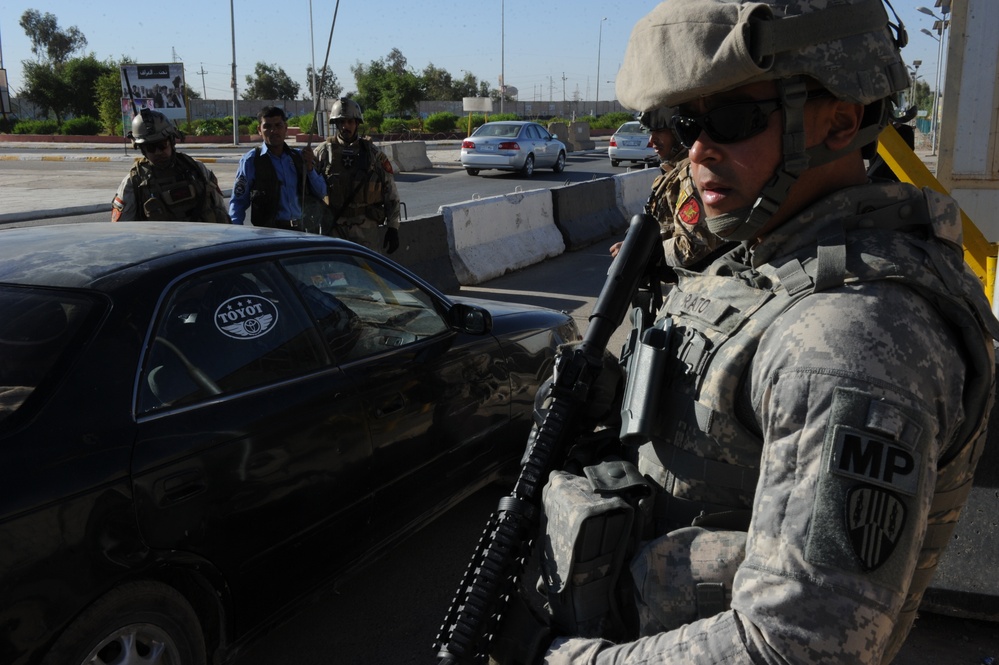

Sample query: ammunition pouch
[540,460,653,640]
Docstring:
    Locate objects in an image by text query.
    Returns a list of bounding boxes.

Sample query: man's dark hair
[258,106,287,122]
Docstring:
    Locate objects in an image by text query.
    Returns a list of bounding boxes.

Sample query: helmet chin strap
[705,77,887,242]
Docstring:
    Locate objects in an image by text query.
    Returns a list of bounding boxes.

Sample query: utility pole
[172,47,181,63]
[562,72,567,116]
[197,64,208,99]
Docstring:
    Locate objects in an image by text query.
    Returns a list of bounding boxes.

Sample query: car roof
[0,223,354,290]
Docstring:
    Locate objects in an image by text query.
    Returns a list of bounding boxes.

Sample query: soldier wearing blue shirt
[229,106,327,230]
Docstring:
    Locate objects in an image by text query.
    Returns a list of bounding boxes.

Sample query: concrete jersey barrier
[551,179,627,250]
[440,188,565,285]
[615,168,659,220]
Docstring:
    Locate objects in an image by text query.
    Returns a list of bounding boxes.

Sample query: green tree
[19,9,86,64]
[62,54,113,119]
[18,9,91,124]
[421,63,454,101]
[304,65,343,100]
[351,49,421,118]
[242,62,300,100]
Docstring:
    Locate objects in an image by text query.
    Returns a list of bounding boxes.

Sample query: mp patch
[828,426,919,496]
[846,484,907,571]
[233,175,247,198]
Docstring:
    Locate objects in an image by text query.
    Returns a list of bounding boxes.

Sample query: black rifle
[434,213,664,665]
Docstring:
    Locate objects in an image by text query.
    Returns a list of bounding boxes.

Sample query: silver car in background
[460,121,567,177]
[608,121,659,167]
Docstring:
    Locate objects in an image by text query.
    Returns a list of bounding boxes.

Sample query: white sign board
[463,97,494,113]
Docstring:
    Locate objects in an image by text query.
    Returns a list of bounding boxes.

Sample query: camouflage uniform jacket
[544,181,998,665]
[314,135,401,230]
[646,158,723,268]
[112,152,228,223]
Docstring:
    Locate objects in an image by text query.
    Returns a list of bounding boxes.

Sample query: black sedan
[0,223,579,665]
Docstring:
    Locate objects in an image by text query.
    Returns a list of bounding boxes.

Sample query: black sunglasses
[142,141,170,154]
[671,90,830,149]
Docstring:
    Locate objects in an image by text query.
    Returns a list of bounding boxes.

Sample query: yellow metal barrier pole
[877,124,997,303]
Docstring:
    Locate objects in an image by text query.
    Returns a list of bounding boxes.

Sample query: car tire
[466,168,480,176]
[521,154,535,177]
[552,151,566,173]
[41,581,207,665]
[611,159,621,167]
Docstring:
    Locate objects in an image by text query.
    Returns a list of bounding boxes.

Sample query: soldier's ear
[822,100,864,152]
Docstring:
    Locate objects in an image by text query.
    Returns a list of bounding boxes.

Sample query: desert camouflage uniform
[645,158,723,268]
[315,135,401,251]
[543,181,998,665]
[112,153,228,223]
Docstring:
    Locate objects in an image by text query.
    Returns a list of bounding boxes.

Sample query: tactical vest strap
[646,439,760,493]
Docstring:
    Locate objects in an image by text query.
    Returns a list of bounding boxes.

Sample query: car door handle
[155,468,207,506]
[374,393,405,419]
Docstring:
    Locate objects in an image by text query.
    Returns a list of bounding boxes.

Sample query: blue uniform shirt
[229,143,327,225]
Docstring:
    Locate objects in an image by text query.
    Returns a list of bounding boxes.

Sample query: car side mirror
[448,303,492,335]
[551,134,558,140]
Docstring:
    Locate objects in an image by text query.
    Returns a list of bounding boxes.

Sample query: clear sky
[0,0,949,106]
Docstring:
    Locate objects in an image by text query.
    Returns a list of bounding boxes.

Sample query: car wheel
[611,159,621,167]
[465,168,480,176]
[521,154,535,177]
[552,151,566,173]
[41,581,207,665]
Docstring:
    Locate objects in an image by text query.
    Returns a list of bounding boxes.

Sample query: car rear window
[0,286,97,424]
[617,122,648,135]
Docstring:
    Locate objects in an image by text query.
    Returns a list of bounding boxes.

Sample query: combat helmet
[329,98,364,124]
[616,0,910,241]
[129,108,183,146]
[638,105,686,164]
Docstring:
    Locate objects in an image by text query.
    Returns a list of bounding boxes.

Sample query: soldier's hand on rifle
[302,146,316,171]
[489,590,553,665]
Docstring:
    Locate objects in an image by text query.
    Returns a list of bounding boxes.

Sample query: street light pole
[230,0,238,146]
[595,17,607,116]
[500,0,505,114]
[918,6,949,156]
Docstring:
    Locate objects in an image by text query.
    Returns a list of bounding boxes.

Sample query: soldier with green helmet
[610,107,726,274]
[112,109,228,223]
[315,97,402,254]
[491,1,999,664]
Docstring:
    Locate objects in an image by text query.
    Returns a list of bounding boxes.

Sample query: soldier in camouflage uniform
[112,109,228,224]
[315,98,402,254]
[611,110,724,272]
[496,1,999,664]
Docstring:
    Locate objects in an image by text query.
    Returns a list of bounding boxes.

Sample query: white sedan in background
[460,121,567,177]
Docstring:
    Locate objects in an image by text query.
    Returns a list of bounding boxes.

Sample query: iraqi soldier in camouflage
[496,1,999,664]
[611,109,725,273]
[315,98,402,254]
[112,109,228,223]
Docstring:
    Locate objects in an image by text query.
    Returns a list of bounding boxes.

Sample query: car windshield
[474,124,521,138]
[616,122,648,135]
[0,286,97,425]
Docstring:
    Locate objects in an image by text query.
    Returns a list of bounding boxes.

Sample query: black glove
[383,227,400,254]
[490,590,553,665]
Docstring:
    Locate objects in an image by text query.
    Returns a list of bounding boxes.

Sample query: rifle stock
[434,214,663,665]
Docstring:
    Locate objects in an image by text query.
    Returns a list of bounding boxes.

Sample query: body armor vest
[319,138,387,224]
[251,145,305,228]
[641,183,997,659]
[131,152,213,222]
